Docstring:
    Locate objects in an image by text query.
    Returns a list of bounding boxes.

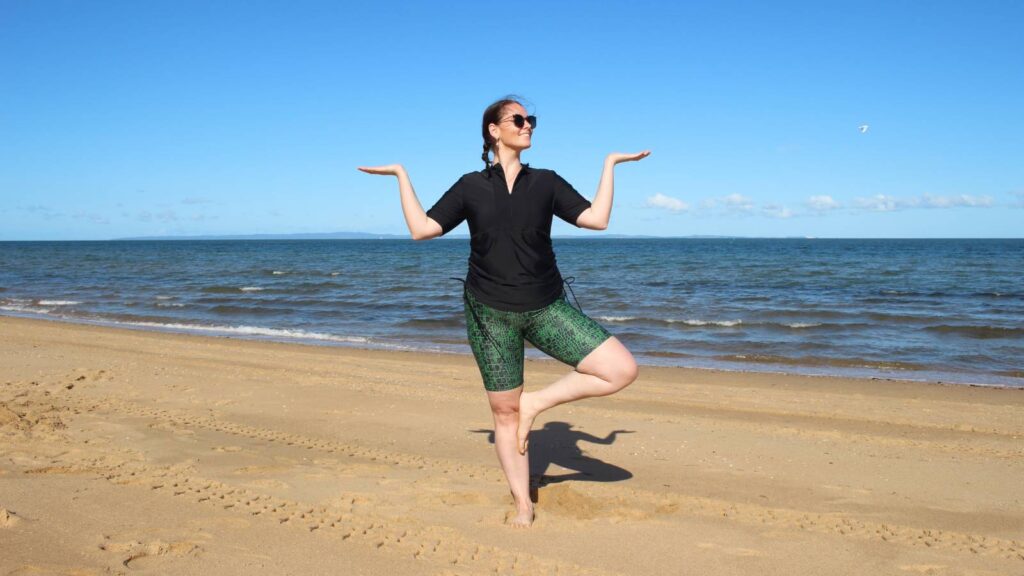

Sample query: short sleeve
[552,171,591,227]
[426,177,467,235]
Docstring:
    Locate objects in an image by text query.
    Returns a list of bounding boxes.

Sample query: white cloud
[919,194,992,208]
[723,193,754,211]
[646,189,998,221]
[645,193,689,212]
[806,195,841,211]
[701,193,754,213]
[854,194,902,212]
[762,204,794,219]
[853,193,994,212]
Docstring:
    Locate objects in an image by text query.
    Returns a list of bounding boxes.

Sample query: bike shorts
[463,288,613,392]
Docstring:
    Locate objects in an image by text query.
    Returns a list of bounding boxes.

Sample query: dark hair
[480,96,524,169]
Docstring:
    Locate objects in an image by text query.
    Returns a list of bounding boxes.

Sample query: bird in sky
[858,124,870,134]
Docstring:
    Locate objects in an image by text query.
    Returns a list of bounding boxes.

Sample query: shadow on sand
[471,421,634,500]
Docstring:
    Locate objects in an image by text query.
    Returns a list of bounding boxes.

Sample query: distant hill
[114,232,409,240]
[113,232,742,241]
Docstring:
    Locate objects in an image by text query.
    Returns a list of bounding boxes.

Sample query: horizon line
[2,234,1023,242]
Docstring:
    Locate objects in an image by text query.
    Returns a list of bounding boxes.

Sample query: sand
[1,315,1022,575]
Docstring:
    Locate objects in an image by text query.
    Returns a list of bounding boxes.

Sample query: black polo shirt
[426,163,592,312]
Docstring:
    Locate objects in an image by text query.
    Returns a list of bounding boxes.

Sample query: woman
[358,97,649,527]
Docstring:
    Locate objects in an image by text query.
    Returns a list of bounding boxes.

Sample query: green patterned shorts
[463,288,613,392]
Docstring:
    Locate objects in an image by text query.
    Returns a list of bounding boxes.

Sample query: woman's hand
[606,150,651,165]
[357,164,441,240]
[577,150,651,230]
[356,164,405,176]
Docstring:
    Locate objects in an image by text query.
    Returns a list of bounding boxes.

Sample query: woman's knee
[492,411,518,429]
[489,397,520,427]
[593,340,638,389]
[617,356,640,389]
[606,355,638,392]
[581,338,639,392]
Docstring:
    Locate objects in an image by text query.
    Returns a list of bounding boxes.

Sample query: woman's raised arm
[357,164,443,241]
[575,150,651,231]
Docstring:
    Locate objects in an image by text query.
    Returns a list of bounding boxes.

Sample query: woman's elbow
[411,228,442,241]
[411,220,444,241]
[575,210,608,230]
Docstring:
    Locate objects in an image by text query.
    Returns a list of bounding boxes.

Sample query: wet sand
[1,316,1022,575]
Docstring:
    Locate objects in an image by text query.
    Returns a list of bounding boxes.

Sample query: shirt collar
[485,162,530,179]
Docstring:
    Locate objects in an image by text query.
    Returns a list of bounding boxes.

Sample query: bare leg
[487,387,534,527]
[518,336,638,454]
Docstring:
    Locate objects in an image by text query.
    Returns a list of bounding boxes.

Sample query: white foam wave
[1,301,56,315]
[115,320,369,343]
[329,272,341,276]
[667,318,743,327]
[271,271,286,275]
[155,295,174,300]
[38,300,80,306]
[0,304,41,314]
[156,302,186,308]
[239,287,264,292]
[787,322,822,328]
[598,316,635,322]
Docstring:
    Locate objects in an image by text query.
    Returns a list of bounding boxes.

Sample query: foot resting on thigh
[516,391,541,455]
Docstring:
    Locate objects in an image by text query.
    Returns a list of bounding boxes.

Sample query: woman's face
[490,103,533,153]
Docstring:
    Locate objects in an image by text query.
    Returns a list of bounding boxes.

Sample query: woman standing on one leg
[358,96,648,527]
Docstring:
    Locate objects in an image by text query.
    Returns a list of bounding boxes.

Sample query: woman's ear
[488,123,501,143]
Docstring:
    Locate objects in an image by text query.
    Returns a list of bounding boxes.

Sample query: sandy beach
[1,315,1022,575]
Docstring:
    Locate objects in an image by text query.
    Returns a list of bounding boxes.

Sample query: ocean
[1,238,1022,388]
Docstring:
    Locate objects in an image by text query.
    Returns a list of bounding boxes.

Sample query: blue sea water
[1,238,1022,388]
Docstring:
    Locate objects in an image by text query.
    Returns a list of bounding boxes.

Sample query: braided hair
[480,96,523,169]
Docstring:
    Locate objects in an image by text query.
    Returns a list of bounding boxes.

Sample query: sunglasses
[500,114,537,129]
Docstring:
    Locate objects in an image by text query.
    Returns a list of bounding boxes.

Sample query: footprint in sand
[0,402,65,437]
[98,536,202,570]
[67,369,113,388]
[0,404,25,431]
[540,485,605,520]
[1,507,21,528]
[539,484,652,522]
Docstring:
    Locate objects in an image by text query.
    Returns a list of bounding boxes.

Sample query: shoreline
[2,310,1020,391]
[2,314,1022,574]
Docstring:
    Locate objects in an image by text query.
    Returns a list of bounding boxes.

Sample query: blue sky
[2,0,1022,240]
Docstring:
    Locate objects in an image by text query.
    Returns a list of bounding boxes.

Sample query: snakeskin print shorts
[463,288,613,392]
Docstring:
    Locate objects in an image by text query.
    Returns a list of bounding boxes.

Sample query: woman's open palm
[357,164,403,176]
[608,150,651,165]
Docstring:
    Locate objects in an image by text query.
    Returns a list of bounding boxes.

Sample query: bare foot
[517,391,540,454]
[508,504,535,528]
